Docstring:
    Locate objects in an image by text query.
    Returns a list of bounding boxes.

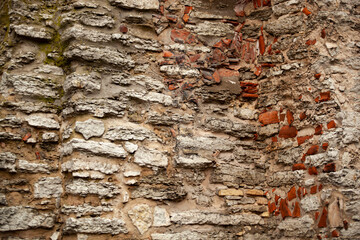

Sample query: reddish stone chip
[315,211,320,220]
[297,135,312,145]
[259,35,265,55]
[22,132,31,141]
[318,184,323,191]
[286,110,294,125]
[343,220,348,230]
[302,7,311,15]
[275,195,280,205]
[318,207,328,228]
[331,230,339,237]
[272,136,278,142]
[183,14,190,23]
[308,166,318,175]
[321,29,326,38]
[119,25,128,33]
[315,125,323,135]
[314,73,321,79]
[310,185,317,194]
[268,201,276,213]
[242,93,259,98]
[184,5,193,14]
[299,112,306,121]
[259,111,279,125]
[292,163,306,171]
[306,145,319,155]
[279,126,298,139]
[280,199,292,219]
[163,51,173,58]
[287,186,297,201]
[212,70,221,83]
[292,202,301,218]
[323,163,336,173]
[327,120,336,129]
[297,187,302,200]
[322,142,329,150]
[306,39,316,45]
[320,91,331,102]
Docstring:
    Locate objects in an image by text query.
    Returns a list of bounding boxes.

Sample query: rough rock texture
[0,0,359,239]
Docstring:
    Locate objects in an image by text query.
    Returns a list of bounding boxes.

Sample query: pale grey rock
[75,119,105,140]
[50,231,60,240]
[146,111,194,125]
[300,195,320,212]
[170,210,263,225]
[258,54,284,63]
[63,217,128,234]
[233,149,261,163]
[131,186,186,201]
[176,136,237,151]
[0,115,22,128]
[258,124,279,137]
[342,127,360,144]
[234,108,257,120]
[128,204,152,234]
[134,147,168,168]
[1,101,58,114]
[109,0,159,10]
[277,215,314,237]
[12,24,53,40]
[1,73,60,98]
[243,233,271,240]
[272,0,301,16]
[187,21,233,37]
[0,193,7,205]
[65,179,120,198]
[18,160,51,173]
[278,147,303,165]
[212,164,265,187]
[124,142,138,153]
[62,24,111,42]
[34,65,64,76]
[151,231,235,240]
[64,44,135,69]
[34,177,63,198]
[0,206,55,231]
[64,72,101,94]
[72,171,105,179]
[104,124,157,141]
[61,159,120,175]
[0,152,17,173]
[61,204,113,217]
[319,169,360,188]
[0,132,22,140]
[160,65,200,78]
[63,138,127,158]
[264,15,303,36]
[63,98,127,118]
[341,221,360,237]
[111,73,164,91]
[25,114,60,129]
[176,155,213,168]
[112,34,162,52]
[267,170,305,187]
[124,90,173,106]
[164,43,211,53]
[304,153,328,167]
[62,126,73,140]
[61,11,114,28]
[202,117,257,138]
[153,207,171,227]
[42,132,59,142]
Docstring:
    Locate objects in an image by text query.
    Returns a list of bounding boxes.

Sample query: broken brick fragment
[259,111,279,125]
[259,35,265,55]
[318,207,328,227]
[170,29,196,44]
[308,166,318,175]
[268,201,276,213]
[286,110,294,125]
[287,186,297,201]
[292,202,301,218]
[323,163,336,173]
[299,112,306,121]
[327,120,336,129]
[254,66,262,76]
[315,211,320,220]
[119,25,128,33]
[166,15,178,22]
[280,199,292,219]
[306,39,316,45]
[297,187,302,200]
[272,137,278,142]
[310,185,317,194]
[314,73,321,79]
[331,230,339,237]
[242,93,259,98]
[321,29,326,38]
[279,126,298,139]
[302,7,311,15]
[163,51,174,58]
[319,92,331,102]
[315,125,323,135]
[322,142,329,150]
[343,220,348,230]
[212,70,221,83]
[292,163,306,171]
[275,195,280,205]
[183,14,190,23]
[297,135,312,145]
[318,184,323,191]
[22,132,31,141]
[184,5,193,14]
[306,145,319,155]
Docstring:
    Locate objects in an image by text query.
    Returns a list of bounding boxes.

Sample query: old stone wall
[0,0,359,239]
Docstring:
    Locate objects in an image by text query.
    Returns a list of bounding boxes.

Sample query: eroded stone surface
[63,217,128,234]
[128,204,152,234]
[75,119,105,140]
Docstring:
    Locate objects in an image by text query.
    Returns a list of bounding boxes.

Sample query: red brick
[272,137,278,142]
[279,126,298,139]
[292,163,306,171]
[297,187,302,200]
[268,201,276,213]
[322,142,329,150]
[306,145,319,155]
[182,14,189,23]
[287,186,297,201]
[299,112,306,121]
[259,35,265,55]
[259,111,279,125]
[315,211,320,220]
[319,91,331,102]
[119,25,128,33]
[297,135,312,145]
[306,39,316,45]
[163,51,173,58]
[242,93,259,98]
[308,166,318,175]
[327,120,336,129]
[280,199,292,219]
[184,5,193,14]
[22,132,32,141]
[275,195,280,205]
[318,207,328,228]
[302,7,311,15]
[286,110,294,125]
[331,230,339,237]
[315,125,323,135]
[166,15,178,22]
[292,202,301,218]
[310,185,317,194]
[323,163,336,173]
[343,220,348,230]
[321,29,326,38]
[314,73,321,79]
[212,70,221,83]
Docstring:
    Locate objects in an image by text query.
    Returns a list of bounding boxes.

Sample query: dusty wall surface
[0,0,359,239]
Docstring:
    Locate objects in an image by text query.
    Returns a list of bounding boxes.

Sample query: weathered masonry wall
[0,0,359,239]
